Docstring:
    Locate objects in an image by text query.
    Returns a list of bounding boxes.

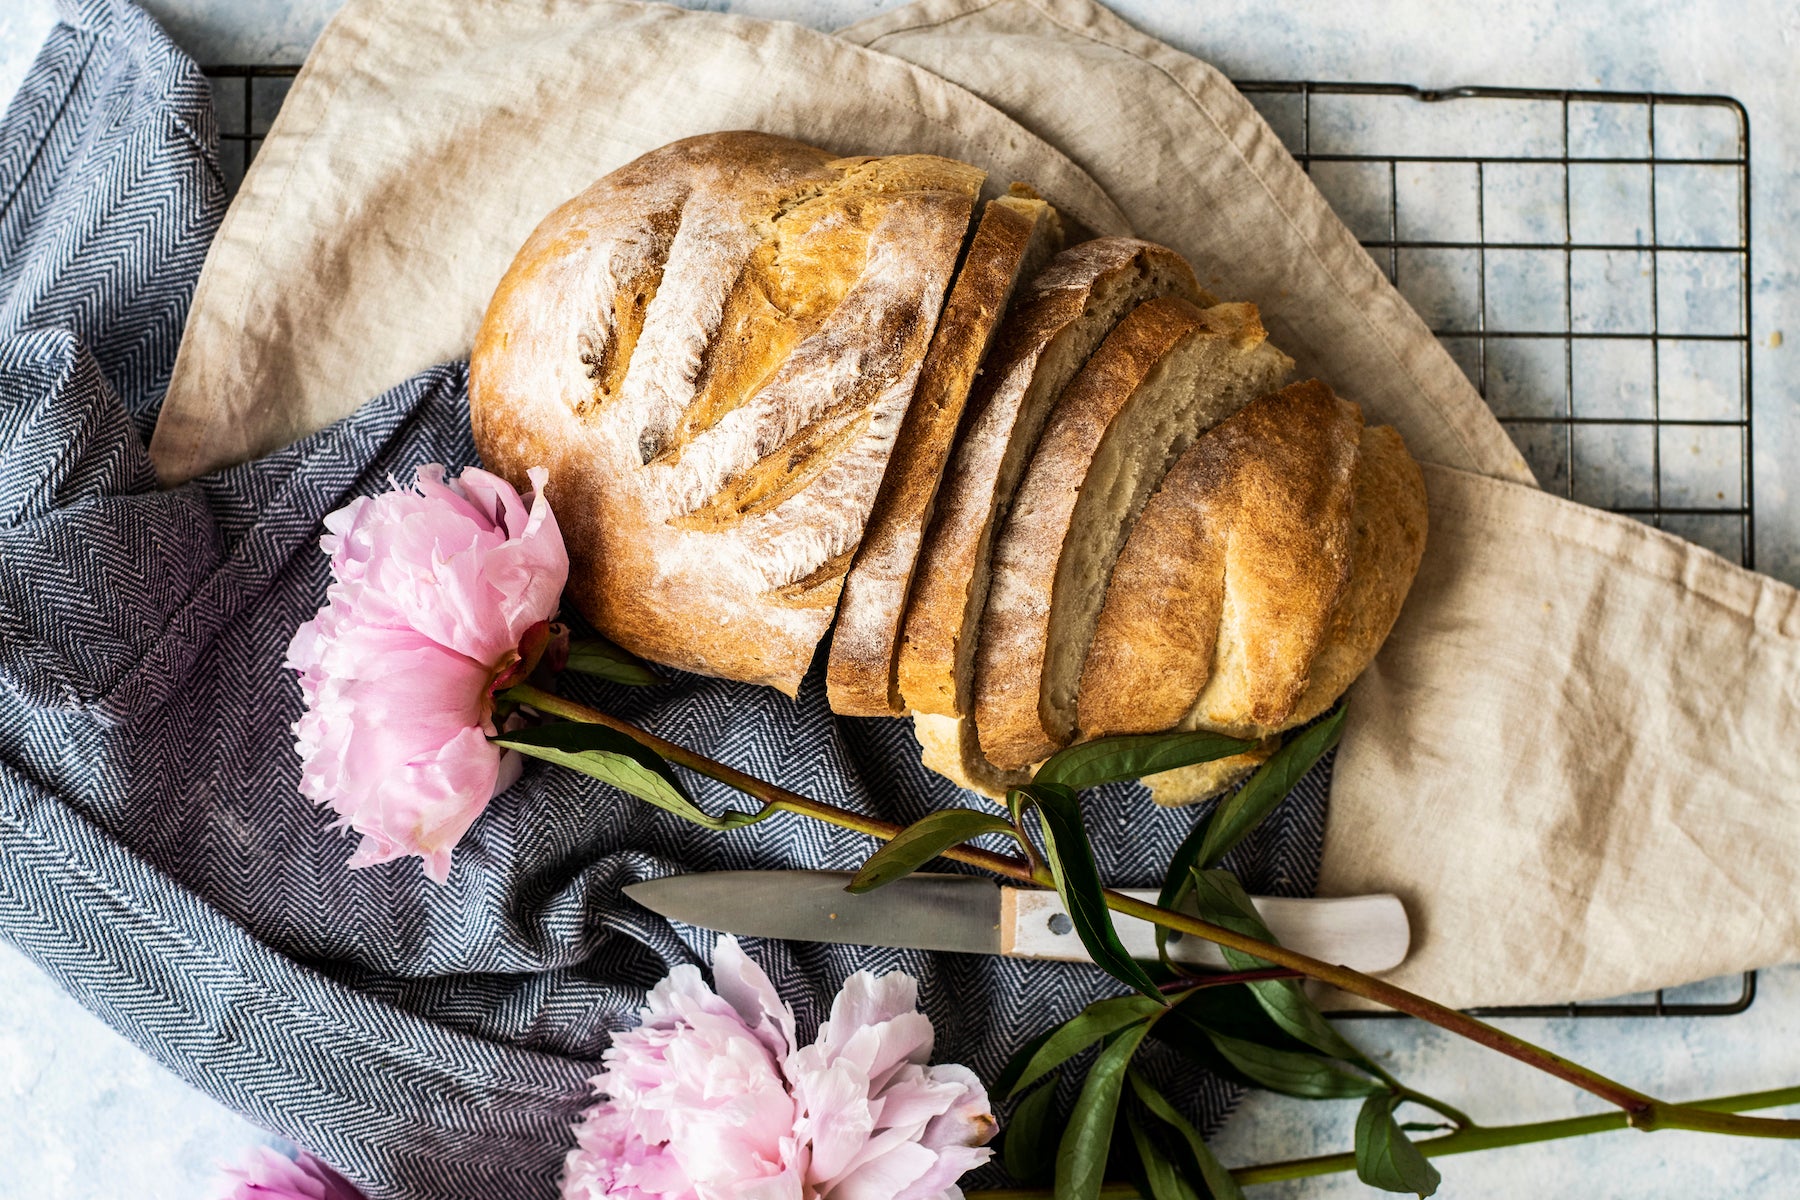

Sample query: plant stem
[963,1086,1800,1197]
[1231,1084,1800,1186]
[1162,968,1303,993]
[508,684,1026,878]
[503,685,1800,1141]
[1390,1085,1476,1131]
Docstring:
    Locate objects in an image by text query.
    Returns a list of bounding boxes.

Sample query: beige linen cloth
[147,0,1800,1008]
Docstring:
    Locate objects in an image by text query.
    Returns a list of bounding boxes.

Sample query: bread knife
[623,870,1409,973]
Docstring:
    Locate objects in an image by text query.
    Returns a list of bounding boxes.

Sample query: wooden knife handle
[998,888,1410,973]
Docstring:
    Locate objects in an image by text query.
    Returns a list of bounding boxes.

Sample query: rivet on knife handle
[998,887,1410,973]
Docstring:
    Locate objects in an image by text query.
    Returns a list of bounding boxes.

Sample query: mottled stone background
[1,1,1795,1197]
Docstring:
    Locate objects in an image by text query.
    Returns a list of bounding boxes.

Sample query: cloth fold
[0,6,1328,1194]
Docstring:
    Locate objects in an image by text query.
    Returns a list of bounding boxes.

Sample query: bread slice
[896,238,1208,721]
[973,299,1296,771]
[1079,379,1364,741]
[913,711,1030,799]
[471,133,983,694]
[826,192,1064,716]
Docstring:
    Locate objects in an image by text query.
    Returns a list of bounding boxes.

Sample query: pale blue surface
[2,1,1797,1196]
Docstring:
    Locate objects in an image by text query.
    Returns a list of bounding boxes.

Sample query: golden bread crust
[1079,380,1364,738]
[470,132,982,693]
[1137,414,1429,807]
[1283,422,1428,726]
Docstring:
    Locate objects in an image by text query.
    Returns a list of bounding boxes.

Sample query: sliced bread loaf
[973,298,1296,771]
[826,192,1064,716]
[896,238,1208,721]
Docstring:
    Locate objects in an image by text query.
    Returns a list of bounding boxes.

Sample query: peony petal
[793,1062,875,1181]
[859,1066,963,1141]
[890,1144,992,1200]
[334,712,501,881]
[712,936,798,1061]
[217,1145,367,1200]
[825,1013,936,1096]
[817,1140,937,1200]
[730,1170,807,1200]
[287,463,571,883]
[816,971,925,1065]
[916,1065,995,1152]
[558,941,987,1200]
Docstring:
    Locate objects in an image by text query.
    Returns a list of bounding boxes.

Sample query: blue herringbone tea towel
[0,2,1332,1196]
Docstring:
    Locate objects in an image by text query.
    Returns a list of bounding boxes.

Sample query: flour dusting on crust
[470,132,981,693]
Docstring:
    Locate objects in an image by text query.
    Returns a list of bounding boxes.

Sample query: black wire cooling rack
[203,68,1757,1018]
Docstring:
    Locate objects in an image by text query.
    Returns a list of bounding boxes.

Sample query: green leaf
[1196,707,1346,868]
[1006,786,1032,827]
[1167,980,1313,1049]
[1127,1070,1247,1200]
[1154,812,1217,967]
[1022,783,1166,1003]
[1152,707,1349,963]
[1203,1030,1383,1100]
[1055,1022,1154,1200]
[562,638,662,686]
[1003,1075,1061,1186]
[993,1026,1059,1099]
[1188,869,1367,1065]
[1005,994,1167,1098]
[1034,730,1260,791]
[1126,1108,1203,1200]
[495,722,770,832]
[846,809,1017,893]
[1355,1093,1442,1197]
[1152,986,1319,1081]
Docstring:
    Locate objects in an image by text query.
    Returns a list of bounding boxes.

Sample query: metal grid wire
[1239,83,1754,572]
[202,68,1755,1017]
[1236,82,1754,1018]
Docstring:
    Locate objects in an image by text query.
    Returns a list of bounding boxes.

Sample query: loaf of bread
[973,297,1295,770]
[826,191,1064,716]
[471,132,982,694]
[470,133,1429,805]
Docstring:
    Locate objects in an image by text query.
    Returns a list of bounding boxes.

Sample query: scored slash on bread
[972,297,1296,772]
[895,238,1210,726]
[826,190,1065,717]
[471,133,982,694]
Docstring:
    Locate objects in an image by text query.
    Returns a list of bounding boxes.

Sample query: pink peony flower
[286,464,569,883]
[562,937,995,1200]
[217,1145,367,1200]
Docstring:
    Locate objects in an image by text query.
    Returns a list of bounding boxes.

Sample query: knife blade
[623,870,1409,973]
